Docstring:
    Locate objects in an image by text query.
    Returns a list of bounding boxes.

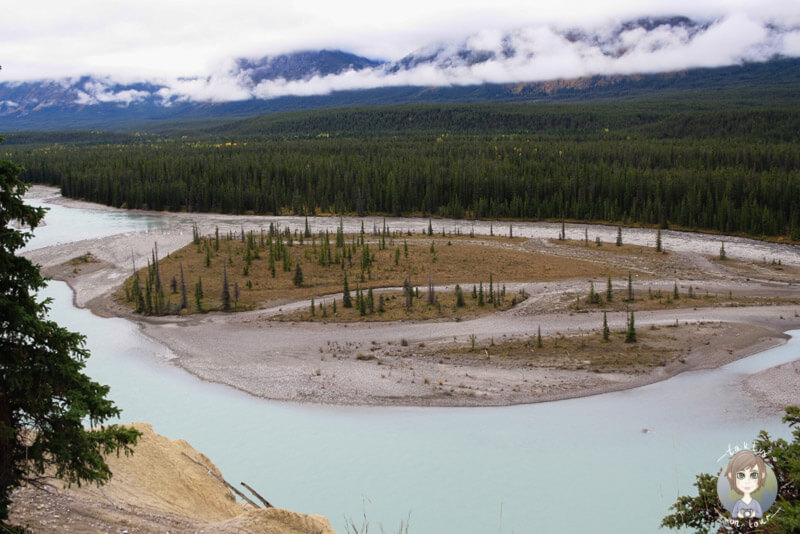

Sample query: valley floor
[22,186,800,414]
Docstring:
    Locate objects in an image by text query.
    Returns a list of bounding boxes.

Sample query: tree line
[12,130,800,239]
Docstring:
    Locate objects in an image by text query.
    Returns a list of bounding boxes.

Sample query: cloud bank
[12,14,800,106]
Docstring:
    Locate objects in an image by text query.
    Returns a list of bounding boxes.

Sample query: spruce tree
[293,262,304,287]
[627,271,634,302]
[221,264,231,311]
[195,278,204,312]
[179,263,188,310]
[455,284,465,307]
[625,311,637,343]
[0,150,139,520]
[342,272,352,308]
[603,312,610,341]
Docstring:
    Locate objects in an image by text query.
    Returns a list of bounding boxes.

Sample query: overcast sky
[2,0,799,102]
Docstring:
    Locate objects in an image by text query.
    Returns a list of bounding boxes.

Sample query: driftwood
[100,487,119,509]
[240,481,273,508]
[181,452,260,509]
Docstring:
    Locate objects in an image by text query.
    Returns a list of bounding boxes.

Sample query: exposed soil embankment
[9,423,335,534]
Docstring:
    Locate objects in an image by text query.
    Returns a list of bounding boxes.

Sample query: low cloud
[74,80,152,106]
[168,14,800,103]
[10,13,800,106]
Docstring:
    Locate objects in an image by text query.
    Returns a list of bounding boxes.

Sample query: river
[24,191,797,533]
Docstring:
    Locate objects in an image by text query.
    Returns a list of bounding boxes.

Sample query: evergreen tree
[194,278,204,312]
[357,287,366,316]
[588,280,601,304]
[221,264,231,311]
[627,272,634,302]
[537,325,543,348]
[342,272,352,308]
[293,262,304,287]
[179,263,187,310]
[656,229,663,252]
[455,284,465,307]
[616,226,623,246]
[625,311,637,343]
[606,275,613,302]
[674,281,680,300]
[603,312,610,341]
[662,406,800,533]
[719,241,727,260]
[0,149,139,521]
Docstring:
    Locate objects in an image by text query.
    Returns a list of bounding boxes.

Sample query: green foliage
[11,100,800,240]
[221,264,231,310]
[455,284,465,307]
[662,406,800,533]
[625,311,637,343]
[0,143,139,522]
[293,262,304,287]
[588,280,602,305]
[342,272,352,308]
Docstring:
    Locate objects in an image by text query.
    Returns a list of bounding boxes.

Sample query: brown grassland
[116,228,624,319]
[441,322,735,374]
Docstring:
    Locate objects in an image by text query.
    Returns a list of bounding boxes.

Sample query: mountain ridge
[1,15,799,131]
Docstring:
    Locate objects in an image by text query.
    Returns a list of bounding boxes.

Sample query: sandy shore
[23,187,800,411]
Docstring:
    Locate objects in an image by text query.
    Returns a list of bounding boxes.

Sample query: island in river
[22,186,800,413]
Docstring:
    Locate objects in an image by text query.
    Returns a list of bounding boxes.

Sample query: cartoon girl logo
[716,450,778,520]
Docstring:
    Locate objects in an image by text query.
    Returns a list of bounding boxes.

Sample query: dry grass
[276,286,528,323]
[116,229,620,317]
[554,238,669,258]
[709,256,800,283]
[567,284,800,313]
[444,325,696,373]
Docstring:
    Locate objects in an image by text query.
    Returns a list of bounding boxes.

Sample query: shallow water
[27,191,799,533]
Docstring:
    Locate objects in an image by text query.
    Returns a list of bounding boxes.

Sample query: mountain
[233,50,385,86]
[1,16,798,131]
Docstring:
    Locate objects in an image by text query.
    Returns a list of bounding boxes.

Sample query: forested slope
[9,98,800,240]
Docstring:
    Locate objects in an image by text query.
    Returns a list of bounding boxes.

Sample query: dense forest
[8,100,800,240]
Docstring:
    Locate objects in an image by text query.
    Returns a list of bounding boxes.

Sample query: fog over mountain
[1,15,799,119]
